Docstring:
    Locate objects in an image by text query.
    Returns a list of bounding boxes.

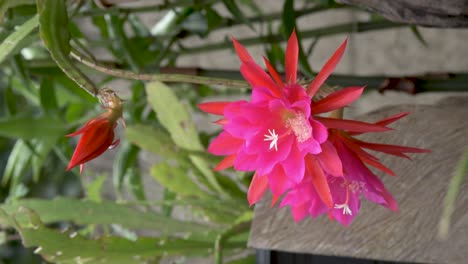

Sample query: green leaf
[125,167,146,201]
[36,0,98,96]
[410,26,428,47]
[0,14,38,64]
[2,140,32,186]
[112,141,140,194]
[85,175,106,202]
[151,163,209,198]
[4,84,18,115]
[0,198,214,234]
[146,82,227,196]
[146,81,203,151]
[226,255,255,264]
[39,78,59,114]
[0,115,66,141]
[222,0,254,30]
[126,124,187,162]
[0,208,220,263]
[439,148,468,238]
[31,138,56,182]
[205,6,223,30]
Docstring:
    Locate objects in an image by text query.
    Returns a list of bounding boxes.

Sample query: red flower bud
[67,88,123,173]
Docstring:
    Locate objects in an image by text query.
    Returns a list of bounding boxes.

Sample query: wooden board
[248,98,468,264]
[336,0,468,27]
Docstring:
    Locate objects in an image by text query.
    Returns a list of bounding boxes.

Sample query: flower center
[285,112,311,143]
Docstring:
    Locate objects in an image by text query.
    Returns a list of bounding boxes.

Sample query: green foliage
[0,0,457,263]
[0,14,38,64]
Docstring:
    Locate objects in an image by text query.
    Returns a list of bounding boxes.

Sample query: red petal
[361,156,396,176]
[285,30,298,83]
[214,118,228,125]
[263,56,284,88]
[271,193,280,207]
[375,112,410,126]
[350,112,410,136]
[312,86,364,114]
[317,141,343,177]
[232,37,254,63]
[353,140,431,158]
[317,116,391,133]
[240,62,282,98]
[305,155,333,208]
[198,102,230,115]
[248,173,268,206]
[67,120,115,171]
[339,136,380,162]
[214,154,236,171]
[307,39,347,97]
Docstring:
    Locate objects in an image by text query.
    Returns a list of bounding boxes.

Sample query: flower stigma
[264,129,279,151]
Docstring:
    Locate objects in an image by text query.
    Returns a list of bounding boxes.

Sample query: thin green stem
[214,221,252,264]
[78,0,220,16]
[176,20,406,56]
[70,49,249,88]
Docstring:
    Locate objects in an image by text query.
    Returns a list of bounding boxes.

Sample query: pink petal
[307,39,348,97]
[248,173,268,206]
[317,141,343,177]
[281,143,305,183]
[285,30,298,83]
[311,86,364,114]
[263,56,284,88]
[208,132,243,155]
[198,101,230,115]
[267,165,293,197]
[316,117,391,133]
[305,155,333,208]
[214,154,236,171]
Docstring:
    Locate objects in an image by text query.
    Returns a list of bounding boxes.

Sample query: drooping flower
[281,112,431,226]
[67,88,123,173]
[199,31,365,208]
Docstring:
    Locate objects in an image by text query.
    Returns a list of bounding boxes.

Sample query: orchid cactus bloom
[200,31,430,226]
[67,89,123,173]
[199,31,366,208]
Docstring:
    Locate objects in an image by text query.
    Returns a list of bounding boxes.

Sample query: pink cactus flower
[199,31,366,208]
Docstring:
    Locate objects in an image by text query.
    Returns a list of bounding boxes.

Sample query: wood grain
[248,97,468,264]
[336,0,468,28]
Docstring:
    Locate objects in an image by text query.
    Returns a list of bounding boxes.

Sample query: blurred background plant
[0,0,466,263]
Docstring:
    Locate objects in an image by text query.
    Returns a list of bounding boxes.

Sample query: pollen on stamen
[286,113,311,143]
[264,129,279,151]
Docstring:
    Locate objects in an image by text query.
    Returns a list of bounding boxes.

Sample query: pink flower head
[281,112,431,226]
[199,31,366,208]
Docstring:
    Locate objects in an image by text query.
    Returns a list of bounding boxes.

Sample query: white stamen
[264,129,279,151]
[334,203,352,215]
